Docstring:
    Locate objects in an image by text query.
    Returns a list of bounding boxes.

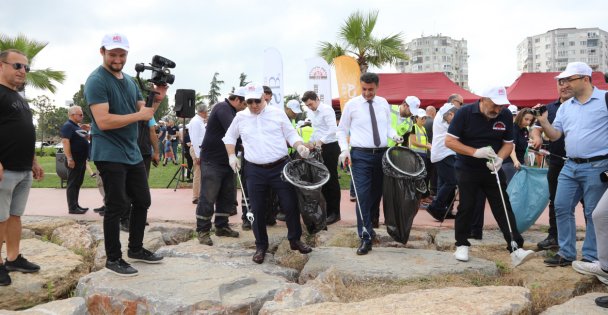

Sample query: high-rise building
[517,27,608,73]
[396,34,469,89]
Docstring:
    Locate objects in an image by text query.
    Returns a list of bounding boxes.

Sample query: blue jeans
[350,149,384,242]
[555,159,608,261]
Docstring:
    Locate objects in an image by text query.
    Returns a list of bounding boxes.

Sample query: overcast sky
[3,0,607,106]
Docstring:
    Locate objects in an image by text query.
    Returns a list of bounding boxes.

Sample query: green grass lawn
[32,156,353,190]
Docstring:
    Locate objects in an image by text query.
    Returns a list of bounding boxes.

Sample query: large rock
[76,257,287,314]
[300,247,497,284]
[156,240,299,281]
[542,292,608,314]
[0,297,87,315]
[273,240,310,272]
[51,224,95,251]
[93,229,165,270]
[269,286,531,314]
[0,239,87,310]
[21,216,76,239]
[210,224,288,251]
[147,222,195,245]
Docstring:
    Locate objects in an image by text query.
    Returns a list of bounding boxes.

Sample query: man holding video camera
[85,33,168,276]
[535,61,608,266]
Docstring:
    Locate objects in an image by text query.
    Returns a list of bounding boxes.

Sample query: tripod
[166,117,190,191]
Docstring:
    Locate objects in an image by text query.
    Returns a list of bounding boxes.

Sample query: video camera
[135,55,176,86]
[531,106,547,117]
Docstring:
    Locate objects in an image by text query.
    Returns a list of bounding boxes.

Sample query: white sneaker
[572,261,608,284]
[511,248,535,267]
[454,246,469,262]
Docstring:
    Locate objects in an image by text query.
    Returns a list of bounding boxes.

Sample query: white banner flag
[305,57,332,105]
[263,47,284,110]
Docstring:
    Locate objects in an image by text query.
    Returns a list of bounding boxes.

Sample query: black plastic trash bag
[382,146,427,244]
[282,156,330,234]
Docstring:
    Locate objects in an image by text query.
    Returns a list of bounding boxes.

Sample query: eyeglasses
[1,61,30,73]
[558,76,584,86]
[246,99,262,105]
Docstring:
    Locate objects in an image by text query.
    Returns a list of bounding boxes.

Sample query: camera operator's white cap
[101,33,130,51]
[481,86,510,105]
[231,86,247,98]
[555,61,592,79]
[404,96,421,111]
[508,104,518,115]
[244,83,263,100]
[286,99,302,113]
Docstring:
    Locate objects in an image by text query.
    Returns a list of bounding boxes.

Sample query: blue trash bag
[506,166,549,233]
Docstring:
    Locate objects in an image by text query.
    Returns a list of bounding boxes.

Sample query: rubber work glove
[486,156,503,173]
[392,135,404,144]
[296,144,310,158]
[339,150,350,166]
[473,147,498,160]
[228,154,241,173]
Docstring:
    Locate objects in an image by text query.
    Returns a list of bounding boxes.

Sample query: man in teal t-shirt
[84,33,168,277]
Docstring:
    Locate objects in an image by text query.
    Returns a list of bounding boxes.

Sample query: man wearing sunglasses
[84,33,168,276]
[536,61,608,267]
[0,49,44,286]
[223,83,312,264]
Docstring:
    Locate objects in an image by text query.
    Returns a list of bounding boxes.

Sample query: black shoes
[5,254,40,273]
[326,214,341,225]
[426,208,445,222]
[93,206,105,216]
[596,296,608,308]
[127,248,163,264]
[241,220,252,230]
[537,236,559,250]
[0,265,11,286]
[215,226,239,238]
[192,199,198,204]
[197,231,213,246]
[544,254,573,267]
[68,206,88,214]
[105,258,138,277]
[276,212,286,222]
[290,240,312,254]
[356,241,372,255]
[252,248,266,264]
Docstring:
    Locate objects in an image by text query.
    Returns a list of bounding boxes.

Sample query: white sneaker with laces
[572,261,608,284]
[454,246,469,262]
[511,248,535,267]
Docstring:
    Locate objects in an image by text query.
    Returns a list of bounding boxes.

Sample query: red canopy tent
[506,71,608,107]
[332,72,479,109]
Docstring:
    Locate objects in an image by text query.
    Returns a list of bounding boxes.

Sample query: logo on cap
[112,35,122,43]
[497,88,505,96]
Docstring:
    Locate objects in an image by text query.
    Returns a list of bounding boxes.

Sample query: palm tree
[318,10,408,73]
[0,33,66,94]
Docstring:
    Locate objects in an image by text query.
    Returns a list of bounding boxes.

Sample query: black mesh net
[382,146,427,244]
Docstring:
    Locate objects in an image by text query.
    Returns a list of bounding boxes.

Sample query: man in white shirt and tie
[337,72,403,255]
[223,83,313,264]
[302,91,341,225]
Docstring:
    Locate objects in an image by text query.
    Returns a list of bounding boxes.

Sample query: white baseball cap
[286,99,302,113]
[508,105,518,115]
[231,86,247,98]
[555,61,593,79]
[101,33,129,51]
[481,86,510,105]
[404,96,421,111]
[438,103,455,116]
[414,108,427,117]
[243,83,263,100]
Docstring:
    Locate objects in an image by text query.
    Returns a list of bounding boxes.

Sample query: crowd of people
[2,33,608,309]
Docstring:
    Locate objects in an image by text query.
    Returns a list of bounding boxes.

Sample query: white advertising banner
[263,47,284,109]
[305,57,332,105]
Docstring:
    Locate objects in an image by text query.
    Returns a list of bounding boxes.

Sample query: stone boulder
[147,222,195,245]
[0,239,87,310]
[542,292,608,314]
[51,224,95,251]
[300,247,497,284]
[273,240,310,272]
[0,297,86,315]
[268,286,531,314]
[21,216,76,239]
[76,257,288,314]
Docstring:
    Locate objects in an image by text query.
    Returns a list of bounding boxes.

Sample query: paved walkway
[24,188,586,229]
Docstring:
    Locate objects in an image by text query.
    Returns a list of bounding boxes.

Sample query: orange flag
[333,55,361,111]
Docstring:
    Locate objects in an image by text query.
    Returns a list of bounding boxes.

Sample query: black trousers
[195,162,233,232]
[121,155,151,223]
[95,161,151,261]
[546,162,563,238]
[321,142,341,217]
[455,168,524,251]
[66,158,86,210]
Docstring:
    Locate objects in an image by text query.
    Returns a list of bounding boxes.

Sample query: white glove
[296,144,310,158]
[228,154,241,173]
[392,135,404,144]
[486,156,503,173]
[473,147,498,160]
[339,150,350,165]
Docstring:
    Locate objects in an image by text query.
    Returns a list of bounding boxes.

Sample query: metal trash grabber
[489,157,519,252]
[236,168,254,224]
[439,186,459,227]
[347,161,372,240]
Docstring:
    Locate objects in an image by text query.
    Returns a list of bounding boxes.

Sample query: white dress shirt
[187,114,206,159]
[223,105,302,164]
[430,113,455,163]
[337,95,397,151]
[310,102,338,144]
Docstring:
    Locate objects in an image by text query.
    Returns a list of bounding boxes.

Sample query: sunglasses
[1,61,30,73]
[246,99,262,105]
[557,76,584,86]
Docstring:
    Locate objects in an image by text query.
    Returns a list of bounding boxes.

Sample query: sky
[2,0,608,107]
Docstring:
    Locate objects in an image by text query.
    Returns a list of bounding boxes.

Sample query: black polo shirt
[60,120,90,161]
[534,99,566,166]
[447,101,513,171]
[201,99,237,165]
